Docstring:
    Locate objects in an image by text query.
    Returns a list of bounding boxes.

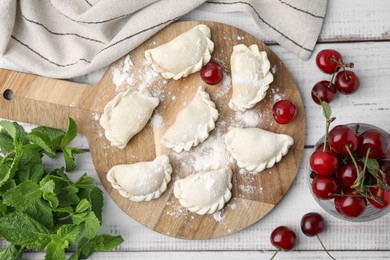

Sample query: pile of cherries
[310,121,390,218]
[311,49,360,104]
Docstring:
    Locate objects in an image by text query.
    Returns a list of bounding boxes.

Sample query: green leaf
[76,199,90,213]
[54,206,74,214]
[26,132,56,158]
[0,244,24,260]
[90,187,104,223]
[32,126,65,148]
[29,164,45,183]
[0,146,21,187]
[57,224,82,243]
[0,130,14,154]
[0,121,26,141]
[0,212,51,250]
[63,147,83,172]
[61,118,77,148]
[0,202,9,217]
[0,178,16,196]
[321,101,332,120]
[45,240,65,260]
[93,234,124,252]
[3,180,42,210]
[40,179,55,193]
[72,212,88,225]
[76,174,95,189]
[58,187,80,207]
[43,192,59,209]
[83,212,100,239]
[366,158,380,175]
[63,148,76,172]
[25,200,54,230]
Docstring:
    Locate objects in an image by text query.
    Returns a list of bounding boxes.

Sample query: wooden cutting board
[0,21,305,240]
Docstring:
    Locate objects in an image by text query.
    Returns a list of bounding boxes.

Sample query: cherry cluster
[270,212,335,259]
[310,103,390,218]
[312,49,360,104]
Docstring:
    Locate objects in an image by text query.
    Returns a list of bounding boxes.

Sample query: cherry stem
[316,235,336,260]
[345,145,361,190]
[270,248,280,260]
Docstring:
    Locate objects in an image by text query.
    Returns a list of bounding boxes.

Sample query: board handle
[0,69,96,133]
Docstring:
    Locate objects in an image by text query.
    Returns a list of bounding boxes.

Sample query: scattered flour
[150,113,163,128]
[236,35,244,40]
[213,210,224,222]
[233,110,262,128]
[91,112,100,121]
[271,64,277,74]
[112,55,134,92]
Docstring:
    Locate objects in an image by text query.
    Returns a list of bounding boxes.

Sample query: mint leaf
[93,234,124,251]
[76,199,91,213]
[57,224,82,243]
[32,126,65,148]
[25,200,54,230]
[3,180,42,210]
[63,147,83,172]
[0,146,21,187]
[45,240,65,260]
[90,187,103,223]
[0,130,14,154]
[61,118,77,148]
[0,121,26,141]
[26,132,56,158]
[63,148,76,172]
[0,244,24,260]
[0,212,51,250]
[76,174,95,189]
[83,212,100,239]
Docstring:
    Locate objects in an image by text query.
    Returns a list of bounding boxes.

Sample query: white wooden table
[1,0,390,259]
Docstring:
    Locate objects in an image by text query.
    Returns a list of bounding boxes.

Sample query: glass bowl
[308,123,390,222]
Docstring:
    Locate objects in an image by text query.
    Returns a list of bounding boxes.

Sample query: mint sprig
[0,118,123,259]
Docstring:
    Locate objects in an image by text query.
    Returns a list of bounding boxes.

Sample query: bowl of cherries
[309,121,390,221]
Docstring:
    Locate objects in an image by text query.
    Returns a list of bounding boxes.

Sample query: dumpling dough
[229,44,274,112]
[107,155,172,202]
[161,86,218,153]
[225,127,294,173]
[174,167,233,215]
[100,89,159,149]
[145,24,214,80]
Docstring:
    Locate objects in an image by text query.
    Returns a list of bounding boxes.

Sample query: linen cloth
[0,0,327,79]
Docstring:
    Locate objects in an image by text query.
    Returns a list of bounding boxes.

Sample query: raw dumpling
[174,167,233,215]
[107,155,172,202]
[229,44,274,112]
[161,86,218,153]
[145,24,214,80]
[225,127,294,173]
[100,89,159,149]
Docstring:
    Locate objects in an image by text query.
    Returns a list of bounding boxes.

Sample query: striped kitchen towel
[0,0,327,79]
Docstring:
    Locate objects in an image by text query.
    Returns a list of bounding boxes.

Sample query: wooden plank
[21,251,390,259]
[2,150,389,251]
[182,0,390,43]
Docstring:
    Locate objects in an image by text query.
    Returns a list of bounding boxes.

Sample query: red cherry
[272,100,297,124]
[312,175,341,200]
[270,226,296,251]
[316,49,342,74]
[368,177,390,209]
[200,61,223,85]
[334,189,367,218]
[328,125,358,156]
[337,162,363,187]
[301,212,325,237]
[311,81,338,104]
[310,151,340,176]
[334,70,360,94]
[368,188,390,209]
[358,129,388,159]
